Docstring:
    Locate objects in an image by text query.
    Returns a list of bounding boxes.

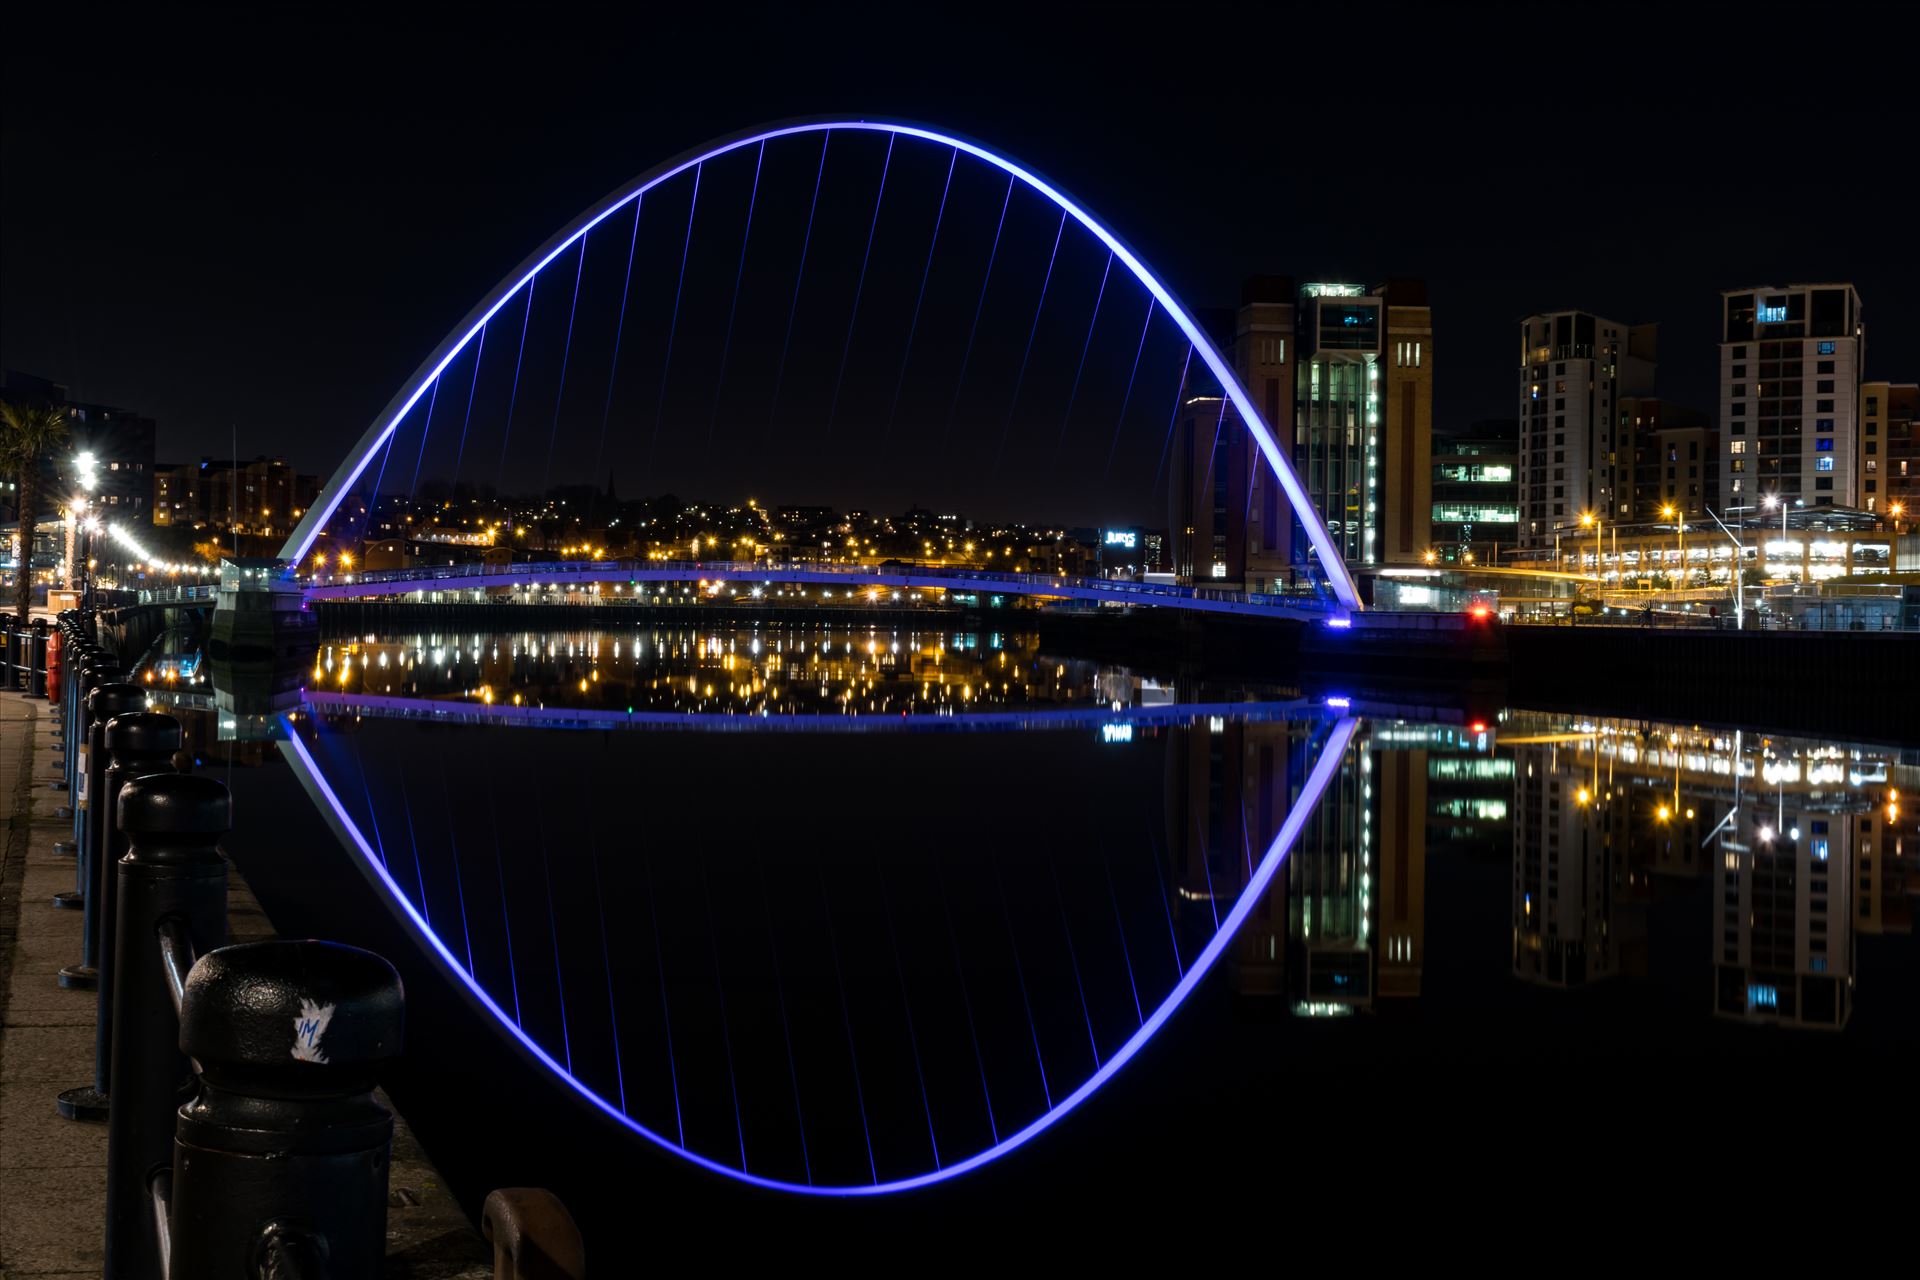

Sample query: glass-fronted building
[1430,419,1518,564]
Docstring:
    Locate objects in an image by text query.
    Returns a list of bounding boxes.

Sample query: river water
[149,622,1917,1242]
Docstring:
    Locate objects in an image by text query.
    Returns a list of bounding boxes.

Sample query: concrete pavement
[0,689,489,1278]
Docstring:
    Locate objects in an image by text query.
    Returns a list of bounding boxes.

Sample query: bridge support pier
[208,558,316,666]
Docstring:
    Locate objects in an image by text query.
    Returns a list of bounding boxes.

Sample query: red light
[1469,606,1491,620]
[1470,722,1488,734]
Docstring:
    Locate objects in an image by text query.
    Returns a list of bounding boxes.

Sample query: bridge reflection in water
[133,622,1915,1204]
[278,672,1357,1193]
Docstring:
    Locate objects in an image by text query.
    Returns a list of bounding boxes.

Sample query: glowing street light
[1580,510,1602,597]
[1661,504,1686,590]
[1760,492,1804,581]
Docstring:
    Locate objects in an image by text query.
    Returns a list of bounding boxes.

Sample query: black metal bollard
[50,640,76,820]
[63,638,97,752]
[55,656,120,843]
[102,772,231,1280]
[57,712,180,1125]
[53,648,102,822]
[54,667,123,905]
[52,649,101,854]
[170,940,403,1280]
[56,683,147,991]
[30,625,50,697]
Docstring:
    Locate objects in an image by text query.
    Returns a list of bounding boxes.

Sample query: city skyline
[3,8,1915,1268]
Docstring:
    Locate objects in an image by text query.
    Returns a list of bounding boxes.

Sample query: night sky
[4,3,1915,519]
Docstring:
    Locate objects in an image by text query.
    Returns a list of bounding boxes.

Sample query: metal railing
[305,557,1341,615]
[40,610,587,1277]
[3,620,53,695]
[132,583,216,605]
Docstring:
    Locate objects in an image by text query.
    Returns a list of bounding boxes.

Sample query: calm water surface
[152,623,1917,1207]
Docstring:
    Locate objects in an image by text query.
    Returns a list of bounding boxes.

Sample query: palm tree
[0,399,71,623]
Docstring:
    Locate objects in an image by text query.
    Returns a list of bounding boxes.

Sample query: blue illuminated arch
[280,710,1360,1195]
[281,119,1363,612]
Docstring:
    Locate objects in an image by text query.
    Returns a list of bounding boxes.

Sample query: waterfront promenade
[0,691,489,1278]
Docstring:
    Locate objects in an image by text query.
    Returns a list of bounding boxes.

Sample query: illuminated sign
[1759,304,1788,324]
[1100,723,1133,744]
[1103,530,1137,549]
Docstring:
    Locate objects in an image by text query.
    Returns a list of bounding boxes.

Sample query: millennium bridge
[299,557,1347,621]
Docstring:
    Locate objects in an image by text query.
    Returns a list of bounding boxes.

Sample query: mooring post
[101,771,231,1280]
[169,939,403,1279]
[58,712,181,1125]
[55,682,147,992]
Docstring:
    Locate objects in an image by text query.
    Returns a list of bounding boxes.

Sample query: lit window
[1817,457,1834,472]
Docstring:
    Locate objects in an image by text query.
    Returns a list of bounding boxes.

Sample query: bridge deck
[297,559,1345,621]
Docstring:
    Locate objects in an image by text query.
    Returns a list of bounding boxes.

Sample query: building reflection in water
[155,625,1913,1038]
[307,627,1180,717]
[1170,717,1503,1017]
[1497,718,1911,1029]
[1169,704,1911,1030]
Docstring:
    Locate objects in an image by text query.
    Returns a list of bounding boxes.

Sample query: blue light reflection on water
[280,643,1353,1194]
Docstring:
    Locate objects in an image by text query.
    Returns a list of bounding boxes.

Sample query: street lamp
[1762,492,1807,582]
[1661,504,1686,591]
[81,516,101,606]
[1704,506,1749,629]
[1580,510,1601,585]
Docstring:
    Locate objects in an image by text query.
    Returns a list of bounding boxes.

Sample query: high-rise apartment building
[1717,284,1864,512]
[1515,313,1656,545]
[1859,381,1916,516]
[1172,277,1432,588]
[1619,396,1714,522]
